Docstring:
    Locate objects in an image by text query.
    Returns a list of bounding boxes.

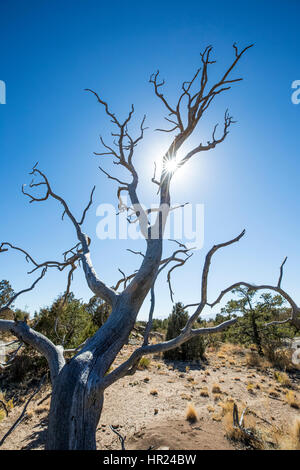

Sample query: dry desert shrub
[247,382,256,394]
[274,371,292,388]
[25,409,34,420]
[186,403,198,423]
[217,353,226,359]
[212,414,222,422]
[0,392,13,422]
[220,343,245,357]
[219,398,235,417]
[212,384,222,394]
[137,357,151,370]
[213,393,222,402]
[285,390,300,409]
[34,405,49,415]
[187,376,195,382]
[245,351,262,368]
[275,418,300,450]
[268,388,280,398]
[181,393,192,401]
[199,387,209,397]
[263,345,293,371]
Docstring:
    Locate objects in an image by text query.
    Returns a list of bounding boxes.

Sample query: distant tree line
[0,280,297,365]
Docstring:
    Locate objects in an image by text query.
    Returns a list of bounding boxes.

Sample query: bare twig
[109,425,126,450]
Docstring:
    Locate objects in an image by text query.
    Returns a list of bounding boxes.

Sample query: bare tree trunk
[46,361,104,449]
[46,297,142,450]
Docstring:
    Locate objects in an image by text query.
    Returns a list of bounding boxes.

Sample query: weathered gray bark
[46,241,162,449]
[46,356,105,449]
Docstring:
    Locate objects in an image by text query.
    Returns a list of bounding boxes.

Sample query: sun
[164,158,178,174]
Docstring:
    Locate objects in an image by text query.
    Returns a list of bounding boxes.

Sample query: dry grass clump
[187,376,196,383]
[137,357,151,370]
[150,389,158,396]
[212,384,222,394]
[220,343,244,356]
[199,387,209,397]
[264,346,293,371]
[0,392,13,422]
[275,418,300,450]
[291,418,300,449]
[213,393,222,402]
[274,371,291,388]
[186,403,198,423]
[181,393,192,401]
[34,405,49,415]
[285,390,300,409]
[268,388,280,398]
[245,351,262,368]
[247,382,256,394]
[25,409,34,420]
[219,398,235,417]
[212,414,222,422]
[207,405,215,413]
[217,353,226,359]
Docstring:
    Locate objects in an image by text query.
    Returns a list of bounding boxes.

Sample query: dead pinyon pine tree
[1,44,299,450]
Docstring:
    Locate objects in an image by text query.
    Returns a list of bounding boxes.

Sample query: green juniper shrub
[163,302,205,361]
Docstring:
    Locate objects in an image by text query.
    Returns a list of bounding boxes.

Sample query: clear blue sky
[1,0,300,321]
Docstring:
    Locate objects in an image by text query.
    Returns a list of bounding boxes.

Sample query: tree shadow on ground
[21,417,48,450]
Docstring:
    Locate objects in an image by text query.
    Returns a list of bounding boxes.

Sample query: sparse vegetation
[186,403,198,423]
[137,357,151,370]
[274,418,300,450]
[212,384,222,394]
[0,392,13,422]
[274,371,292,388]
[285,390,300,409]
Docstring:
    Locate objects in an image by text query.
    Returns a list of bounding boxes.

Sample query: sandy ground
[0,343,299,450]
